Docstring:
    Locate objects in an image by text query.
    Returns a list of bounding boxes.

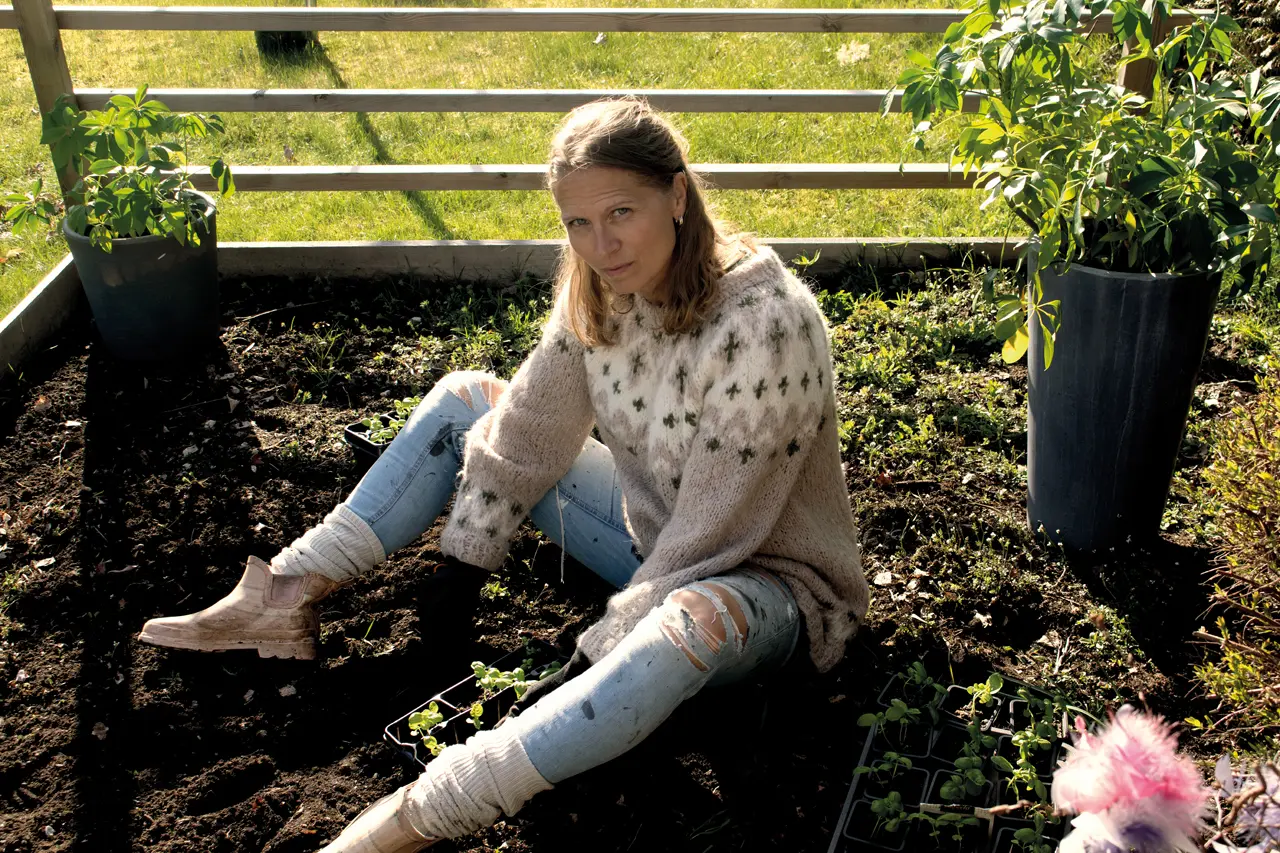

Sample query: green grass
[0,0,1119,316]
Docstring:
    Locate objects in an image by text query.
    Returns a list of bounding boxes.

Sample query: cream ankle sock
[402,724,553,839]
[270,504,386,583]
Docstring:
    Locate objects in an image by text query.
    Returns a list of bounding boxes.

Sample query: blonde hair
[546,96,753,348]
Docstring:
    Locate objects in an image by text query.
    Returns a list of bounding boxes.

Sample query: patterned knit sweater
[440,246,869,673]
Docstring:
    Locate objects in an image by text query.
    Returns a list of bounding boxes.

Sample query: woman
[138,96,869,851]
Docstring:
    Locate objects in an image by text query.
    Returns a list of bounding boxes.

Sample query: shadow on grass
[254,37,458,240]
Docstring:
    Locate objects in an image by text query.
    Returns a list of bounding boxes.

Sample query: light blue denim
[343,371,801,784]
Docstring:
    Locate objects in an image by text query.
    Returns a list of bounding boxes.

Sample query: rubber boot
[137,556,339,660]
[319,784,439,853]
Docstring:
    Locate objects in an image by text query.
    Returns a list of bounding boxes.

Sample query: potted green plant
[3,86,235,361]
[886,0,1278,551]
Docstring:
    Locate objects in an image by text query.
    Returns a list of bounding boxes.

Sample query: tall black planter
[63,193,219,362]
[1027,262,1219,553]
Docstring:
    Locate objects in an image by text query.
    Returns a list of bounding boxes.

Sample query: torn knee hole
[441,375,476,410]
[660,621,710,672]
[701,582,750,643]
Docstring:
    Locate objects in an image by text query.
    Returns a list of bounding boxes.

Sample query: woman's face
[553,165,688,303]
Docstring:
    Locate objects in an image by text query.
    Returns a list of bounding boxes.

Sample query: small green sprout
[468,702,484,729]
[407,701,446,756]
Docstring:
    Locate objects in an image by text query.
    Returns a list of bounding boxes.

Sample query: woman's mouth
[604,262,632,276]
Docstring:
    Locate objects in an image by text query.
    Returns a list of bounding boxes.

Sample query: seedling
[1009,803,1059,853]
[966,672,1004,716]
[869,790,907,835]
[910,811,981,848]
[406,701,446,757]
[994,728,1052,800]
[890,661,948,721]
[360,396,422,444]
[939,755,987,801]
[472,658,564,702]
[467,702,485,729]
[858,698,924,750]
[963,717,997,758]
[853,751,914,782]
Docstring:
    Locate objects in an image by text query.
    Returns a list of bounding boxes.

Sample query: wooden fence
[0,1,1191,276]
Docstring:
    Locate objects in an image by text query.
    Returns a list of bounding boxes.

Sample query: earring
[676,215,684,228]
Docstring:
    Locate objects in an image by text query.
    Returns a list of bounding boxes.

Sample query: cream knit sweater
[440,246,869,673]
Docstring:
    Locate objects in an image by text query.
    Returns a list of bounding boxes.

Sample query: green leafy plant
[1194,363,1280,733]
[859,697,925,749]
[869,790,907,835]
[3,86,234,252]
[940,754,987,801]
[471,658,564,702]
[854,751,915,783]
[966,672,1005,716]
[407,701,446,757]
[911,812,983,847]
[467,701,485,729]
[361,396,422,444]
[885,0,1276,365]
[1009,803,1062,853]
[889,660,949,721]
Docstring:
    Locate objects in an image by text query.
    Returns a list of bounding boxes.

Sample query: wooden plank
[45,7,971,33]
[8,6,1200,34]
[11,0,78,193]
[1116,11,1172,99]
[0,253,81,375]
[216,237,1021,279]
[186,163,980,192]
[74,87,981,114]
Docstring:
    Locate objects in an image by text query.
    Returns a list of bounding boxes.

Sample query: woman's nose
[594,227,620,257]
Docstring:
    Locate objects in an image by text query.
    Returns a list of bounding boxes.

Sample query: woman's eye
[613,208,631,217]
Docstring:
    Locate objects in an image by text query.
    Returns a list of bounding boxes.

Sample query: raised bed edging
[0,237,1022,378]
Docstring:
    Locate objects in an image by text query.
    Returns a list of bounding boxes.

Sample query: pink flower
[1053,705,1209,853]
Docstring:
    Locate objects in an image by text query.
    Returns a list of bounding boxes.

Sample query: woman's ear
[672,171,688,220]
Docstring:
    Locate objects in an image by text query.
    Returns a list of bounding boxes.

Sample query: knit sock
[401,724,553,839]
[270,504,386,583]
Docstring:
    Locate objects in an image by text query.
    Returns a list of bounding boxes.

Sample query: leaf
[992,755,1015,773]
[857,713,878,727]
[1002,325,1030,363]
[1242,203,1277,223]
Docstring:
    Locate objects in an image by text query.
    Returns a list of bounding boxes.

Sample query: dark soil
[0,269,1262,852]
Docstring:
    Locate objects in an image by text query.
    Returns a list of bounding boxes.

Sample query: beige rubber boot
[319,784,439,853]
[137,556,339,660]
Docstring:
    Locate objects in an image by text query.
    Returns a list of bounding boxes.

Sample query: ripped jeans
[343,371,801,787]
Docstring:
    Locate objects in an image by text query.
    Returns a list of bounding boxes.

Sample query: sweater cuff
[440,520,509,571]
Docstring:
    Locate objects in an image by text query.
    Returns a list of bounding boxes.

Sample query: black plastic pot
[1026,261,1219,552]
[64,192,219,362]
[344,414,392,465]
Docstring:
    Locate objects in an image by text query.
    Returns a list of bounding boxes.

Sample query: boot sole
[137,630,316,660]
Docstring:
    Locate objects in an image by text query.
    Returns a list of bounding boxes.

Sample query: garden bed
[0,265,1275,852]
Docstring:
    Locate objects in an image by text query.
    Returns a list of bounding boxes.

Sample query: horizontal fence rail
[0,5,1201,33]
[0,3,1192,204]
[74,87,983,114]
[184,163,975,192]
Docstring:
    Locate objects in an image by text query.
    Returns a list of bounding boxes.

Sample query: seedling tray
[384,638,570,770]
[344,413,393,465]
[829,669,1073,853]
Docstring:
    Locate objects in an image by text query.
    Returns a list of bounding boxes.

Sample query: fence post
[1115,10,1172,102]
[12,0,79,196]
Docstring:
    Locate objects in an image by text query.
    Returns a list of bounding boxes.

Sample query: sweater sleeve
[576,288,834,660]
[440,291,595,569]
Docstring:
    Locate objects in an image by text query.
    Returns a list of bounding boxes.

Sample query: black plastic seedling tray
[829,671,1073,853]
[344,414,393,466]
[384,639,571,771]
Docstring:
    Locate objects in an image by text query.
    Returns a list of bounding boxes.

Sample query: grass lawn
[0,0,1119,317]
